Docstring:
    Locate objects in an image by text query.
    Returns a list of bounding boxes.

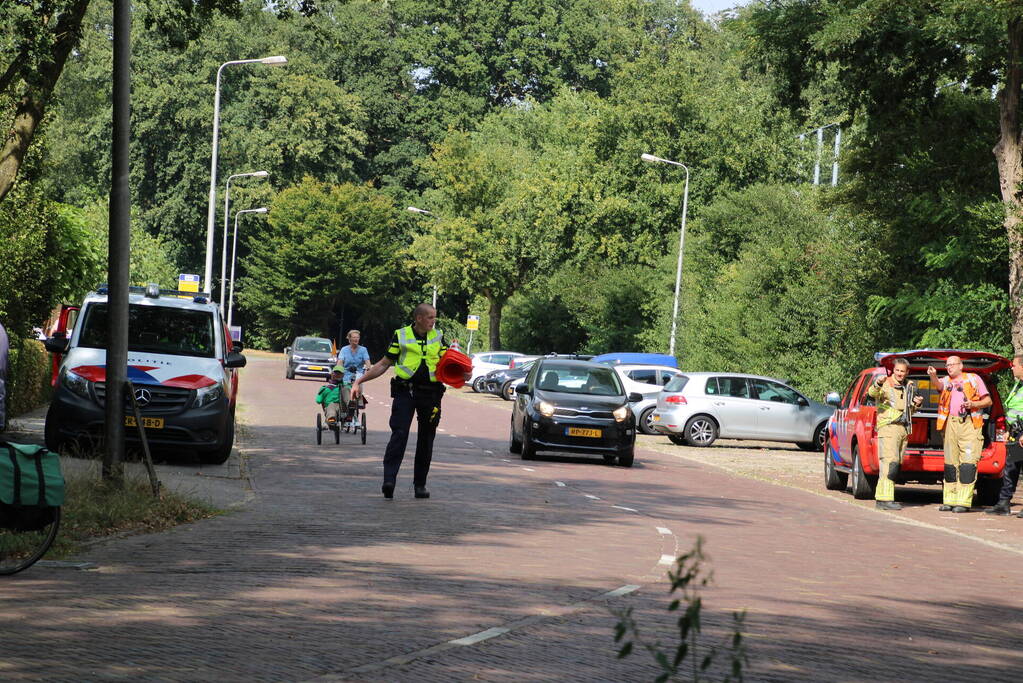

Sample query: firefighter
[868,358,923,510]
[986,354,1023,516]
[928,355,992,512]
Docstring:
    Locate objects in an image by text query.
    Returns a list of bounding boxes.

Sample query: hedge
[7,337,53,418]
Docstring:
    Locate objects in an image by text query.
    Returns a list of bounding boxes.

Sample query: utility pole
[105,0,131,483]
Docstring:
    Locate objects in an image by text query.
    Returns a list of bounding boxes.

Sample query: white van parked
[43,284,246,464]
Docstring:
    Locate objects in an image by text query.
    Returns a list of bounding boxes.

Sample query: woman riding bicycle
[338,330,371,423]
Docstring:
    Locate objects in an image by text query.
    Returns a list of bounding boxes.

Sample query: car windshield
[79,303,215,358]
[296,339,332,353]
[536,365,623,396]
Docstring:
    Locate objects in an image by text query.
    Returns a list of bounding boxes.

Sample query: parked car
[284,336,337,380]
[470,351,527,392]
[510,359,643,466]
[482,358,539,399]
[42,284,246,464]
[651,372,833,449]
[611,364,686,434]
[593,352,678,368]
[823,349,1009,503]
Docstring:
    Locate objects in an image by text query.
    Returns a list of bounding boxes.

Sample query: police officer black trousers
[382,380,444,487]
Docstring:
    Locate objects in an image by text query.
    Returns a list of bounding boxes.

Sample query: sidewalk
[4,404,252,511]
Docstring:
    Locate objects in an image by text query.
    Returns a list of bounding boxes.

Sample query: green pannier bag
[0,442,65,508]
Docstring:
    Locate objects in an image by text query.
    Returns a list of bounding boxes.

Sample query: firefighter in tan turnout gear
[868,358,923,510]
[928,355,992,512]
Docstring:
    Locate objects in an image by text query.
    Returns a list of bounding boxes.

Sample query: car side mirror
[43,334,69,354]
[231,340,244,352]
[797,396,809,407]
[284,346,291,355]
[225,351,247,369]
[628,392,644,403]
[825,392,842,407]
[515,384,531,396]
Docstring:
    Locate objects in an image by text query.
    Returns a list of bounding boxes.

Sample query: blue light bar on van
[94,284,211,302]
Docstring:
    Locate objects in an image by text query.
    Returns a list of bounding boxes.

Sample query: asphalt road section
[2,351,1022,681]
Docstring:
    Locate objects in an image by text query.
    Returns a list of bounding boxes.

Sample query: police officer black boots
[986,499,1012,515]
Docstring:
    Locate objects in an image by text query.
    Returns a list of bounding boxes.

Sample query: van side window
[841,378,859,408]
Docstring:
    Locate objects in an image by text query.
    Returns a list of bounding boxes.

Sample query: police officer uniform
[867,375,917,509]
[988,379,1023,516]
[381,324,448,498]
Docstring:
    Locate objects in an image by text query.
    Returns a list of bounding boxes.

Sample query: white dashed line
[438,428,446,432]
[484,450,494,455]
[502,459,511,462]
[449,627,511,646]
[464,441,474,445]
[522,467,535,472]
[555,481,566,487]
[612,505,638,513]
[656,527,672,535]
[658,554,676,566]
[603,584,641,598]
[584,494,600,500]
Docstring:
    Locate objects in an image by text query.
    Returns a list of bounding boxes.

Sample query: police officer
[351,304,452,500]
[986,354,1023,516]
[928,355,993,512]
[868,358,923,510]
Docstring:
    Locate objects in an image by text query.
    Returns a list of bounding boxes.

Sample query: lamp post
[407,206,438,307]
[227,207,269,328]
[641,153,690,358]
[221,170,269,310]
[203,55,287,294]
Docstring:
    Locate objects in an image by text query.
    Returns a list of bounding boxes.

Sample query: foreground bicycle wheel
[0,507,62,576]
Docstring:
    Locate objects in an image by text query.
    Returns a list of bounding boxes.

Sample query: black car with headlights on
[510,359,642,467]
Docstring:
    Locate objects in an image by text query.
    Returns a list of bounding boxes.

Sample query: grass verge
[47,460,222,558]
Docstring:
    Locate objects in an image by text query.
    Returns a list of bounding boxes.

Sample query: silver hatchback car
[650,372,834,450]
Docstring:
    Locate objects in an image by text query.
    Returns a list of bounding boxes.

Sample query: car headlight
[613,405,629,422]
[538,400,555,417]
[61,368,91,399]
[329,356,337,364]
[193,383,224,408]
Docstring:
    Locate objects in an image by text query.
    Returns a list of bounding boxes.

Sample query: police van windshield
[78,303,216,358]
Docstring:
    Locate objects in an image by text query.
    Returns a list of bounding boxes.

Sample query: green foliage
[238,177,403,348]
[7,338,52,418]
[613,537,748,682]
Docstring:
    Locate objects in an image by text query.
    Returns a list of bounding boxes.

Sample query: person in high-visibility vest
[928,355,992,512]
[987,354,1023,516]
[351,303,465,500]
[867,358,923,510]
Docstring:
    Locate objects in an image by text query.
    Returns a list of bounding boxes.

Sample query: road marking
[603,584,641,598]
[522,467,535,472]
[464,440,474,445]
[438,428,446,432]
[584,494,600,500]
[658,554,676,566]
[612,505,638,513]
[502,459,511,462]
[484,450,494,454]
[555,481,566,487]
[656,527,672,535]
[449,627,511,646]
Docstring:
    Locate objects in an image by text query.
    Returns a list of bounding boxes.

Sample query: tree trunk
[487,294,503,351]
[997,16,1023,353]
[0,0,91,203]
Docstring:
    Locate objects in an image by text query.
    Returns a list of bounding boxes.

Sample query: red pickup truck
[823,349,1010,505]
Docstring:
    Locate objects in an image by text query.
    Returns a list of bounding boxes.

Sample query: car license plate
[125,416,164,429]
[308,365,324,371]
[567,427,601,438]
[652,414,661,421]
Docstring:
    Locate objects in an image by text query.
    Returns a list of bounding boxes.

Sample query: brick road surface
[2,352,1022,681]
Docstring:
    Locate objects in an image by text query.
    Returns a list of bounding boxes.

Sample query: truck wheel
[200,417,235,465]
[824,449,848,491]
[849,445,876,500]
[975,477,1001,507]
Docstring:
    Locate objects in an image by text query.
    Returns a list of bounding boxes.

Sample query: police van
[43,284,246,464]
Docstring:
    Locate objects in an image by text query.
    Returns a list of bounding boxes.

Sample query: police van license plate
[125,416,164,429]
[567,427,601,438]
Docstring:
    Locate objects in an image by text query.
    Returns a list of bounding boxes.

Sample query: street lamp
[641,153,690,358]
[407,206,438,307]
[227,207,269,328]
[203,55,287,294]
[220,170,269,310]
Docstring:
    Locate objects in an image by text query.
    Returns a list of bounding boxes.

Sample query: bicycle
[1,442,63,576]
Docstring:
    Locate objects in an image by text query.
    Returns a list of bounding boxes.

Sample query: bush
[7,338,52,418]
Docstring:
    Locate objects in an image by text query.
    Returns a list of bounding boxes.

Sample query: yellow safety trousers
[942,416,983,507]
[875,424,908,502]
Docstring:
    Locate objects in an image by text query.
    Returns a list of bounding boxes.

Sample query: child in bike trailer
[315,368,345,427]
[339,362,367,428]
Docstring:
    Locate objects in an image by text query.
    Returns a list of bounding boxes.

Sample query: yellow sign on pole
[178,273,200,293]
[466,315,479,331]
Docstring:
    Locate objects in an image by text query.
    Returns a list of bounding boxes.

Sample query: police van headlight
[61,368,91,399]
[193,383,224,408]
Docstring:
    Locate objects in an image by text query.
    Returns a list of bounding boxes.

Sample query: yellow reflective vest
[390,325,444,382]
